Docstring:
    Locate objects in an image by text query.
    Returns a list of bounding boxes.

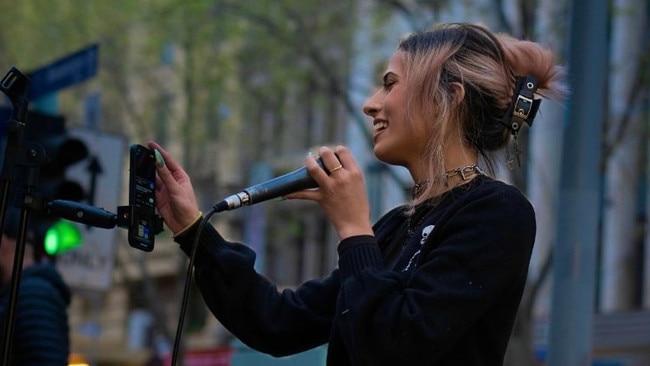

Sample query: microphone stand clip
[116,205,164,235]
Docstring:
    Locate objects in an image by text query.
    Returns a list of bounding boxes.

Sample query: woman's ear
[449,82,465,105]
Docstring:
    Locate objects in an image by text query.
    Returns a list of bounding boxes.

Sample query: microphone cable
[170,205,219,366]
[169,157,328,364]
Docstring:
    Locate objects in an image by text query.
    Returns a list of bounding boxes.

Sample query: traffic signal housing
[19,111,89,256]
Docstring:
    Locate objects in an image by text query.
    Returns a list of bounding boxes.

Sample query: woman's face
[363,51,429,170]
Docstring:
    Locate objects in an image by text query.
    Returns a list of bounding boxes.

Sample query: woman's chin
[373,145,385,160]
[373,146,394,164]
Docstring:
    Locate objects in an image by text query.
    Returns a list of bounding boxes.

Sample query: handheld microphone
[213,158,327,212]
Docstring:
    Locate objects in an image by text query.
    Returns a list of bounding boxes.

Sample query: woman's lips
[373,121,387,142]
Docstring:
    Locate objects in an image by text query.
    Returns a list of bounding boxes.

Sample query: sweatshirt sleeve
[333,184,536,365]
[174,222,338,357]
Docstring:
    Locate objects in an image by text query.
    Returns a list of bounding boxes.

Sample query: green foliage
[1,0,544,165]
[0,0,368,208]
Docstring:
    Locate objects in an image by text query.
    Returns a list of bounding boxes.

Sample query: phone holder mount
[116,204,164,235]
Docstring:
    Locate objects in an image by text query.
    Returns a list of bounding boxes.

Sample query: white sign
[55,128,126,291]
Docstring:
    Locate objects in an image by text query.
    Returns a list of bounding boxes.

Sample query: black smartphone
[128,144,156,252]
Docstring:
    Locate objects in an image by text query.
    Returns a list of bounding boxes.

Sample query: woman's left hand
[147,141,201,235]
[285,146,373,240]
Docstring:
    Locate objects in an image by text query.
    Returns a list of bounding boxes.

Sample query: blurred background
[0,0,647,365]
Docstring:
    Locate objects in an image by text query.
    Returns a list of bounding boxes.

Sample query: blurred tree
[0,0,365,358]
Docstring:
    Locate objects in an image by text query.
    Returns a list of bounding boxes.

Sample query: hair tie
[502,75,542,134]
[502,75,542,168]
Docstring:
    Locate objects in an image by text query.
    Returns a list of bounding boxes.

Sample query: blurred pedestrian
[0,211,71,365]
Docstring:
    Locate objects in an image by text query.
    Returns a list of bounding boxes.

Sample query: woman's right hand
[147,141,202,235]
[285,146,373,240]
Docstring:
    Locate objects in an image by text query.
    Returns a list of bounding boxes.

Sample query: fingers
[148,141,183,187]
[147,141,201,232]
[319,145,359,180]
[314,145,356,176]
[146,141,192,200]
[293,145,372,239]
[148,141,170,171]
[319,147,342,173]
[332,145,355,169]
[286,145,357,202]
[301,146,343,188]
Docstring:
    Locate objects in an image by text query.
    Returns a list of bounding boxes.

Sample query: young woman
[149,22,566,366]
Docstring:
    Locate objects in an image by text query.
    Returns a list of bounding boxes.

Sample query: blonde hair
[397,22,567,207]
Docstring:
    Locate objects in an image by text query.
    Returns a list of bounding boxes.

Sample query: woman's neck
[409,146,480,192]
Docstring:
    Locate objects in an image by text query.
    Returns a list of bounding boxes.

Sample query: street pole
[547,0,609,365]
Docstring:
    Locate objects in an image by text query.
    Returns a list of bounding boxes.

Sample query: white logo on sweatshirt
[420,225,434,245]
[403,225,435,271]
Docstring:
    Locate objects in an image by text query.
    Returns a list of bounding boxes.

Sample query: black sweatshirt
[175,174,535,365]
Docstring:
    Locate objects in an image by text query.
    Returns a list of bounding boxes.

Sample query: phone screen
[128,144,156,251]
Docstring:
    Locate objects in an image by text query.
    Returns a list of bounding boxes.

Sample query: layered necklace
[411,163,485,199]
[444,164,485,182]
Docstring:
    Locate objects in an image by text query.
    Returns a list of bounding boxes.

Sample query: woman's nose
[363,95,381,117]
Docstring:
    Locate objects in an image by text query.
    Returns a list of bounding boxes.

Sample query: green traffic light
[44,220,82,255]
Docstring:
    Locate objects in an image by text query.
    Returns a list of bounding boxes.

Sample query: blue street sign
[82,92,101,130]
[28,44,99,100]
